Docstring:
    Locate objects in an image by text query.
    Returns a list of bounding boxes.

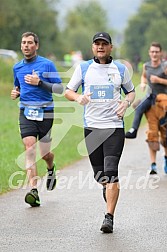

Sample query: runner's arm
[38,80,64,94]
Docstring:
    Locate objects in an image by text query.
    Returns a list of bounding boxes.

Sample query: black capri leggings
[84,128,125,183]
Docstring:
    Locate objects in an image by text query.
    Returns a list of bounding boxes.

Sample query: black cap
[93,32,112,44]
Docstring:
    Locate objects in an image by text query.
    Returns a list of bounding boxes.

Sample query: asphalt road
[0,126,167,252]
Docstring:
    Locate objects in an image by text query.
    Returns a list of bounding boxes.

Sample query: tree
[59,0,113,60]
[0,0,60,57]
[123,0,167,64]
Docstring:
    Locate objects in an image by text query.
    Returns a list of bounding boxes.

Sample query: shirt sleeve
[121,65,135,94]
[163,61,167,76]
[13,67,20,88]
[66,64,82,92]
[42,61,62,84]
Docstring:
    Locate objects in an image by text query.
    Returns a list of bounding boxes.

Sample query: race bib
[24,107,44,121]
[90,84,114,102]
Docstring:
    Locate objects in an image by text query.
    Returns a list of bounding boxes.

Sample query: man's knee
[104,155,119,182]
[42,152,53,161]
[93,155,120,183]
[147,141,160,151]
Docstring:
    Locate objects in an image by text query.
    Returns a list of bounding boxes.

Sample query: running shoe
[164,156,167,174]
[25,189,40,207]
[150,163,157,175]
[100,213,113,233]
[46,164,56,191]
[125,128,137,139]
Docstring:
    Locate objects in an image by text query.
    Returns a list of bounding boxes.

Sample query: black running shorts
[19,109,54,142]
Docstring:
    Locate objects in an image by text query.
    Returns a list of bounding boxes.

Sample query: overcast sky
[57,0,142,31]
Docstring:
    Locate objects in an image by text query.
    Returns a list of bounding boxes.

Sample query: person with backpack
[64,32,135,233]
[125,42,167,174]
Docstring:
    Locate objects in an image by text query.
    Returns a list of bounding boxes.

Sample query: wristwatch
[38,80,43,86]
[125,99,131,107]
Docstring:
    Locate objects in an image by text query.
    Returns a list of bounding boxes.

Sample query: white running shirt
[67,59,134,128]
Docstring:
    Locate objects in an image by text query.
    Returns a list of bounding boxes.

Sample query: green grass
[0,61,145,194]
[0,96,24,193]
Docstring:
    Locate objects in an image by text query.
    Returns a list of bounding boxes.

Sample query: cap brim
[93,37,110,43]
